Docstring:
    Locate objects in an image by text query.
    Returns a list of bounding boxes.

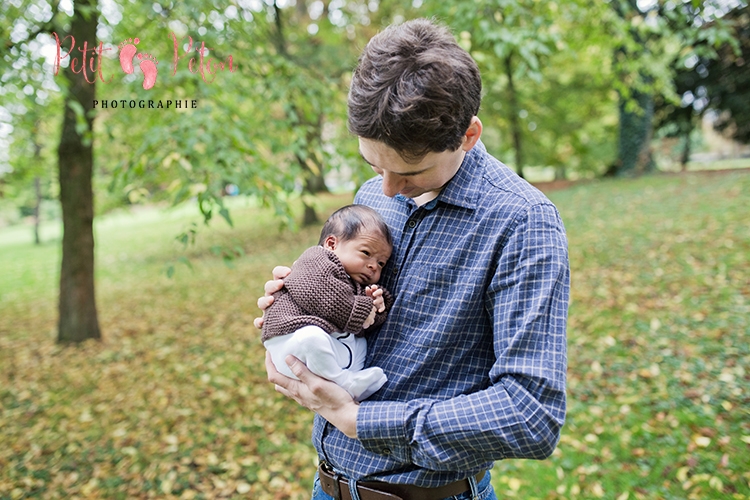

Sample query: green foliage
[703,5,750,144]
[1,0,369,227]
[1,0,746,223]
[441,0,560,80]
[96,1,301,224]
[605,0,743,175]
[422,0,622,176]
[0,0,64,220]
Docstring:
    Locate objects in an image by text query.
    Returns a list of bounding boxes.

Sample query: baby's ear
[323,235,338,251]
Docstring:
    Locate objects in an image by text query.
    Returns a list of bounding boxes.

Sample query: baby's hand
[366,285,385,313]
[363,306,377,330]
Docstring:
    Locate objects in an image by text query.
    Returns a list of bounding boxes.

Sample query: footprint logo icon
[118,38,140,74]
[137,53,158,90]
[118,38,158,90]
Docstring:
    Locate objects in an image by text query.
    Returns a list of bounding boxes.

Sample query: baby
[261,204,393,401]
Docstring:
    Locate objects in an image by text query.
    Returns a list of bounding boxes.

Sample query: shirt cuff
[344,296,373,333]
[356,401,411,463]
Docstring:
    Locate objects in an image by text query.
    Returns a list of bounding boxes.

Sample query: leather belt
[318,462,486,500]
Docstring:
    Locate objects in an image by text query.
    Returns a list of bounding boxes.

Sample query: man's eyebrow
[358,150,375,167]
[358,149,429,176]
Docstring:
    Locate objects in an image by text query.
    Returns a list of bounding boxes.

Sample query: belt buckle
[320,461,342,500]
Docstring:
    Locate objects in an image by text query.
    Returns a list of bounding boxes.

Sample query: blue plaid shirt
[312,141,569,487]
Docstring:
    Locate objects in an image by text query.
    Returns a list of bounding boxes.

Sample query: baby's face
[325,234,392,285]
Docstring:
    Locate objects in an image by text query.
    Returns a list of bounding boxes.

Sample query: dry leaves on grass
[1,225,326,499]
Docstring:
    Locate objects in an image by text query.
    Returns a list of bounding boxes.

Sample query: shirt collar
[433,140,485,210]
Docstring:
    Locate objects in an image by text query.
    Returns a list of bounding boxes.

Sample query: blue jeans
[311,469,498,500]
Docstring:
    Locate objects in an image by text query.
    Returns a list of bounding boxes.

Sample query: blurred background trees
[655,3,749,170]
[1,0,748,342]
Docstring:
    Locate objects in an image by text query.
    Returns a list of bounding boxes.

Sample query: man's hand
[265,352,360,438]
[254,266,292,329]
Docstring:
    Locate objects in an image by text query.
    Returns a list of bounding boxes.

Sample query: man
[256,18,570,500]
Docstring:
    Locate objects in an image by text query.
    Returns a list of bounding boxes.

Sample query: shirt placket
[390,203,428,293]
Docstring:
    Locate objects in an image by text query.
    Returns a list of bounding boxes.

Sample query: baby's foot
[118,38,140,74]
[137,53,158,90]
[341,367,387,402]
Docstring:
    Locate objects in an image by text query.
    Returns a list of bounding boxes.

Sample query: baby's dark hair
[318,204,392,248]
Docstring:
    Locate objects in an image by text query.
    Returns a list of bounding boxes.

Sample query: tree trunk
[680,129,692,172]
[609,1,658,177]
[57,0,101,343]
[298,153,328,226]
[296,115,329,226]
[616,89,655,176]
[505,54,524,179]
[554,164,567,181]
[302,153,329,195]
[33,176,41,245]
[274,3,328,226]
[302,203,318,226]
[32,120,43,245]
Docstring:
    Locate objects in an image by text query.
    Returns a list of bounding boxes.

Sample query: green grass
[509,172,750,500]
[1,172,749,499]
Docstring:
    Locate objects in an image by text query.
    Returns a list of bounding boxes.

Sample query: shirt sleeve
[356,203,569,470]
[284,247,374,334]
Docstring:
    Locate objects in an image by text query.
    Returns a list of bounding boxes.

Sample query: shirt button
[392,267,398,275]
[382,448,392,456]
[408,220,417,228]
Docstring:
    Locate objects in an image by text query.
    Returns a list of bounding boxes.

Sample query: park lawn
[1,171,749,499]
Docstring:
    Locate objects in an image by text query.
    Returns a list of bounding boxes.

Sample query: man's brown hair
[347,18,482,163]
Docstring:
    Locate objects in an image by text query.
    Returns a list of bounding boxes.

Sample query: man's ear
[462,116,483,151]
[323,235,338,251]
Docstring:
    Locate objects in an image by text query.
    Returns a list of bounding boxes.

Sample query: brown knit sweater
[261,246,393,342]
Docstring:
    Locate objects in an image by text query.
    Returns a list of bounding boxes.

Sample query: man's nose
[381,171,403,197]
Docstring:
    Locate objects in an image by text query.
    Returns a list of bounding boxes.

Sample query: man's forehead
[358,145,432,176]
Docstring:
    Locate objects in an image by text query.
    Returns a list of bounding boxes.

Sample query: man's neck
[413,190,440,207]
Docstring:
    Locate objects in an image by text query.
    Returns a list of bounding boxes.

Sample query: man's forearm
[320,400,360,439]
[356,377,565,470]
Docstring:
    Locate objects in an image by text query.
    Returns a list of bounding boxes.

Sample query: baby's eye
[362,250,371,256]
[378,262,386,268]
